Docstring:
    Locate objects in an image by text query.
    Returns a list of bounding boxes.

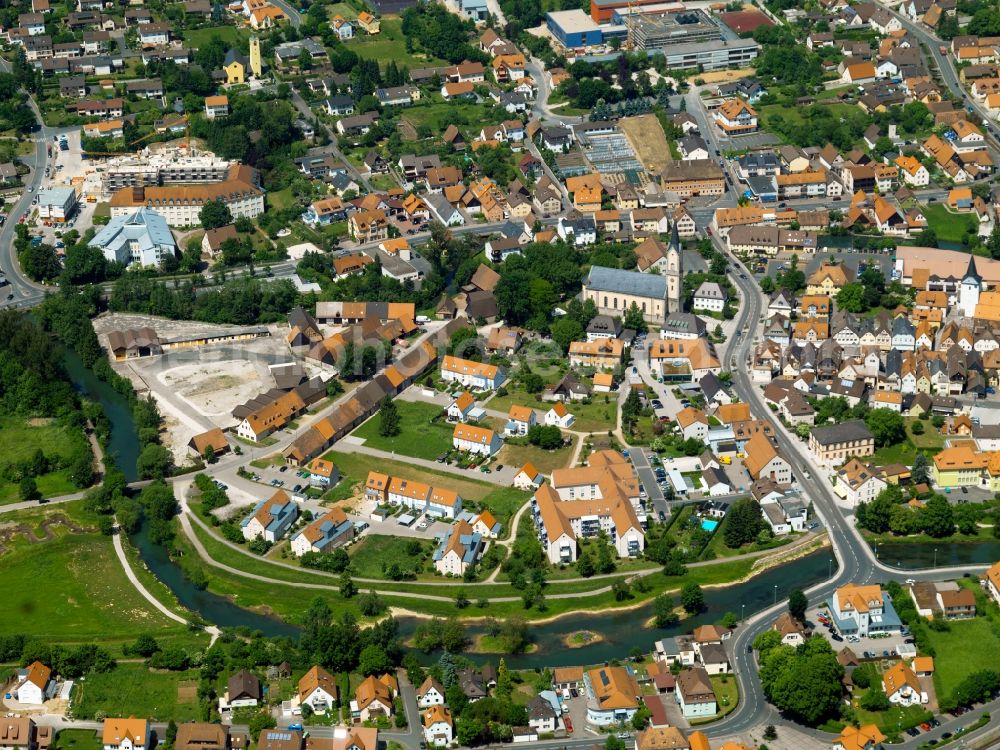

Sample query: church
[581,221,684,325]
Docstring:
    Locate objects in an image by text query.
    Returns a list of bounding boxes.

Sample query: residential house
[241,490,299,542]
[453,424,502,456]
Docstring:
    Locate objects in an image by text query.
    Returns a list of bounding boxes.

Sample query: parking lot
[34,129,101,247]
[807,602,910,660]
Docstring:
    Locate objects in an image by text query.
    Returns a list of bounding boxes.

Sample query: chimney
[888,123,897,139]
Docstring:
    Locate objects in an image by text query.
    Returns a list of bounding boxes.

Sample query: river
[60,346,1000,658]
[872,540,1000,570]
[401,550,837,668]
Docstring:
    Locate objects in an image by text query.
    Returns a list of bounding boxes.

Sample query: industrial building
[546,9,625,49]
[100,148,233,195]
[657,38,760,70]
[625,8,723,50]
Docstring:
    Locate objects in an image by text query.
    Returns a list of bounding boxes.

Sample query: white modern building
[88,207,178,266]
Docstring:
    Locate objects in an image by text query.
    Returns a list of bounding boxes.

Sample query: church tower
[665,220,683,313]
[249,35,262,78]
[959,255,982,317]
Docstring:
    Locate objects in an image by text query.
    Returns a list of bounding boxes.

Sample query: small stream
[61,344,1000,656]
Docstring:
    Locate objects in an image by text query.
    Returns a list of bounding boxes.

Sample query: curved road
[702,242,994,743]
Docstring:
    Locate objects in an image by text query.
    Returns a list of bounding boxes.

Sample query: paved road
[703,238,996,743]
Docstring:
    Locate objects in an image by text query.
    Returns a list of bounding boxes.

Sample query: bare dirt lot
[160,360,268,419]
[620,114,674,175]
[697,67,757,84]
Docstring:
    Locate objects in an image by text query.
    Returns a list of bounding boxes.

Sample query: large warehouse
[546,9,625,48]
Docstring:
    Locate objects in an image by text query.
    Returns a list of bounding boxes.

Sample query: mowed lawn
[350,401,453,460]
[0,532,185,643]
[347,534,433,578]
[182,25,245,47]
[499,435,577,475]
[75,663,201,721]
[326,450,529,527]
[923,616,1000,700]
[0,416,90,504]
[53,730,102,750]
[344,17,449,65]
[921,203,978,244]
[488,390,618,434]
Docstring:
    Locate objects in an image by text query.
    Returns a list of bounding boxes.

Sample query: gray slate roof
[585,266,667,299]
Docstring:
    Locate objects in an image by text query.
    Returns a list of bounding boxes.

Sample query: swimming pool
[701,519,719,532]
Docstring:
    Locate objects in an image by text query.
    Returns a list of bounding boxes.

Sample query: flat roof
[547,8,601,33]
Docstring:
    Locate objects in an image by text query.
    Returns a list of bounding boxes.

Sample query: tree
[758,637,844,725]
[576,552,595,577]
[680,583,704,614]
[788,589,808,623]
[166,720,178,747]
[836,282,867,313]
[527,424,563,450]
[339,570,356,598]
[912,452,930,485]
[441,618,468,652]
[18,477,39,502]
[496,658,512,699]
[653,593,679,628]
[136,443,172,479]
[358,644,393,675]
[723,498,765,548]
[623,302,648,333]
[550,316,584,353]
[920,495,954,538]
[865,409,905,448]
[378,396,401,437]
[248,712,276,741]
[199,199,233,230]
[131,634,160,657]
[860,685,890,711]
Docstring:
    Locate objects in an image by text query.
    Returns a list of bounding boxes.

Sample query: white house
[441,355,505,390]
[240,490,299,542]
[513,462,544,490]
[505,404,536,436]
[102,719,150,750]
[830,583,902,636]
[544,402,575,428]
[676,407,709,442]
[453,424,502,456]
[583,666,641,726]
[290,508,353,556]
[416,677,446,709]
[675,668,717,718]
[834,459,888,507]
[527,695,559,733]
[986,561,1000,605]
[432,520,484,576]
[883,662,928,707]
[422,705,454,747]
[298,666,338,715]
[88,207,178,267]
[447,392,476,422]
[13,662,51,705]
[693,282,728,312]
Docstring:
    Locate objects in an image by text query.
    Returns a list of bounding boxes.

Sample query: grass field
[757,103,870,148]
[53,730,102,750]
[182,25,245,47]
[401,101,493,134]
[0,416,90,504]
[350,401,454,460]
[921,203,978,244]
[348,534,434,578]
[621,113,675,174]
[344,17,448,66]
[710,674,739,718]
[923,616,1000,701]
[488,391,618,434]
[75,663,201,721]
[498,435,577,475]
[0,527,190,644]
[268,186,296,211]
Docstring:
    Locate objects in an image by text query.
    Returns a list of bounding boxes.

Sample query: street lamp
[741,603,745,623]
[773,584,778,605]
[934,548,938,568]
[828,558,833,578]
